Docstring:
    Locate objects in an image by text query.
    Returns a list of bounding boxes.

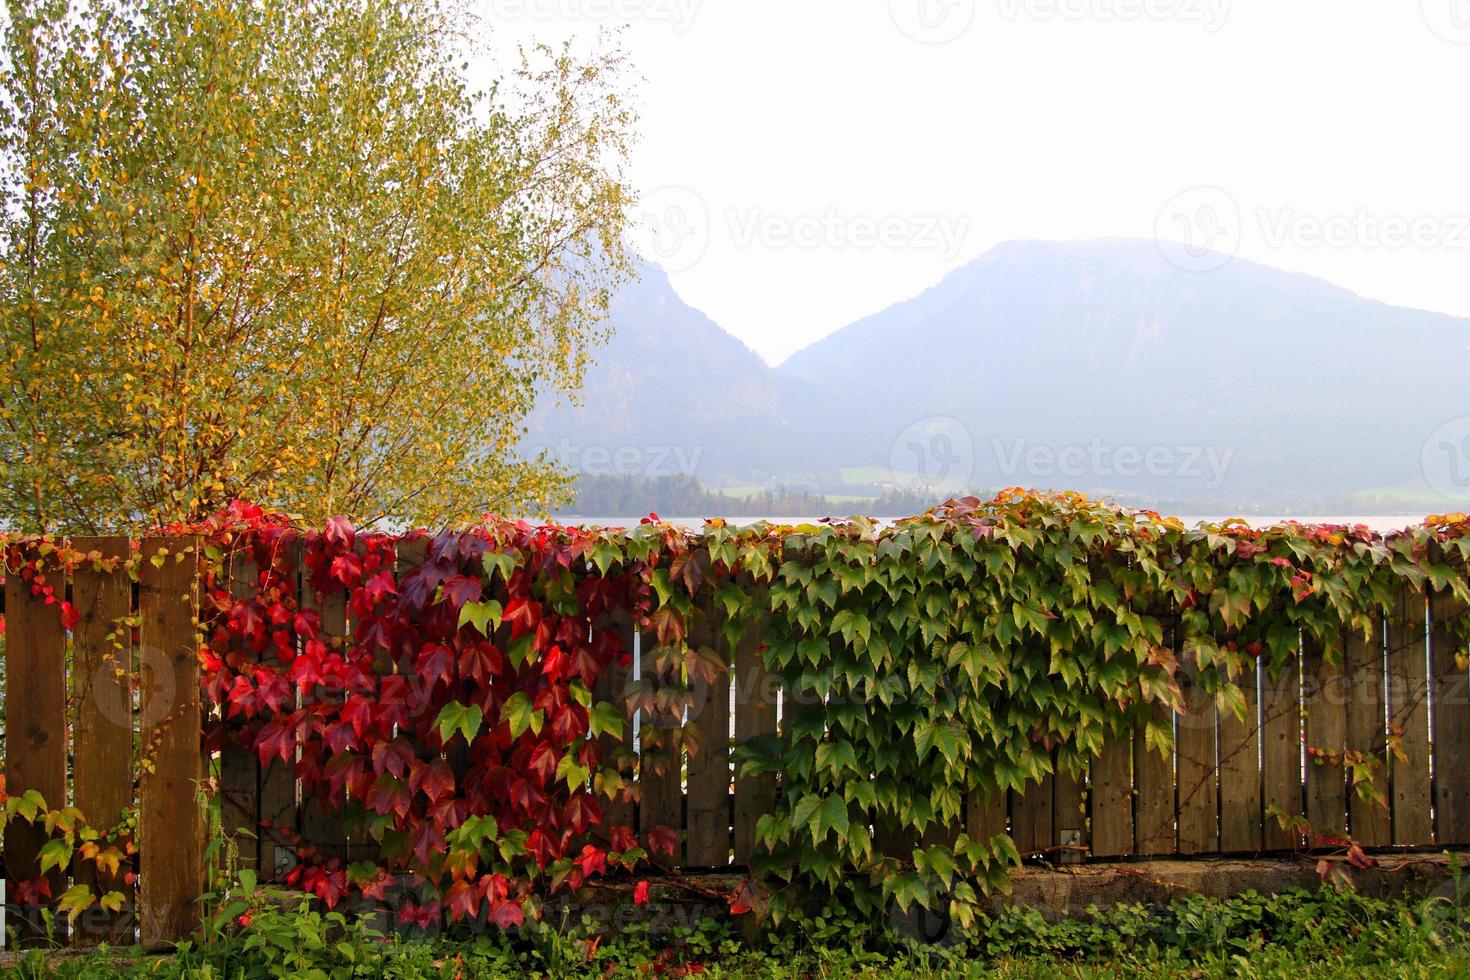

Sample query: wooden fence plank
[1053,770,1085,862]
[345,537,390,865]
[1089,734,1133,857]
[1218,659,1261,853]
[639,626,684,865]
[219,549,261,872]
[1137,609,1178,856]
[1176,663,1218,854]
[732,606,776,866]
[300,549,349,862]
[1388,586,1432,846]
[873,813,915,862]
[684,592,731,868]
[4,545,70,946]
[966,785,1007,840]
[1345,621,1391,846]
[1134,702,1175,856]
[921,817,962,853]
[70,536,135,945]
[1010,773,1053,857]
[595,607,637,833]
[1260,649,1302,850]
[255,542,305,880]
[1432,588,1470,845]
[139,537,204,948]
[1303,635,1348,838]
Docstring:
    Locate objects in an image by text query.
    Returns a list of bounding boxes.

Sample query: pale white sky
[475,1,1470,365]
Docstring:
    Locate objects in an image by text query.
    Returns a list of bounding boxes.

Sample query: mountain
[779,239,1470,508]
[524,262,795,487]
[527,241,1470,511]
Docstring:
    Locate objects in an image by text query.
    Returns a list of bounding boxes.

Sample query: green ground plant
[8,884,1470,978]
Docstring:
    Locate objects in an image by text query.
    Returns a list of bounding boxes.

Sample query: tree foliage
[0,0,636,532]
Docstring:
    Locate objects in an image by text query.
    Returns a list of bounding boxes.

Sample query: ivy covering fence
[3,490,1470,947]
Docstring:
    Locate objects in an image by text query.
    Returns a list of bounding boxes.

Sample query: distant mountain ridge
[525,263,799,485]
[526,241,1470,511]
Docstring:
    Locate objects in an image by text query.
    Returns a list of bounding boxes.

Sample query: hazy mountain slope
[528,241,1470,509]
[776,240,1470,507]
[523,262,793,486]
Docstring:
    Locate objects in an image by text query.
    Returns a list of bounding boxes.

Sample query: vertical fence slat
[1389,586,1433,845]
[732,604,775,866]
[1176,663,1218,854]
[255,541,306,880]
[966,787,1008,846]
[1010,773,1053,856]
[219,549,261,872]
[639,626,684,865]
[874,816,915,863]
[1260,649,1301,850]
[921,816,961,854]
[1137,609,1178,856]
[684,591,731,868]
[3,544,70,946]
[139,537,204,948]
[1303,635,1348,838]
[1053,769,1085,862]
[300,548,349,862]
[1134,702,1175,856]
[1432,588,1470,844]
[346,537,387,865]
[595,607,637,833]
[1218,659,1261,853]
[1345,621,1391,847]
[70,536,136,945]
[1089,733,1133,857]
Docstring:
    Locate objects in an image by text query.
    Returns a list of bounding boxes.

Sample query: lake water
[558,515,1431,533]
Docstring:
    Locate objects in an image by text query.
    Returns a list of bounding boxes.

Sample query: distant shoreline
[547,514,1432,534]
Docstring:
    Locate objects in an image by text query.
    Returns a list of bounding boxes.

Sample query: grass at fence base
[8,885,1470,978]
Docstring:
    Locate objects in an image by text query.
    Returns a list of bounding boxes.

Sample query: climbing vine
[726,491,1470,926]
[194,503,711,927]
[3,491,1469,934]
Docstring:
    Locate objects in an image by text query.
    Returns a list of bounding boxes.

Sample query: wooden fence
[3,537,1469,947]
[3,537,202,949]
